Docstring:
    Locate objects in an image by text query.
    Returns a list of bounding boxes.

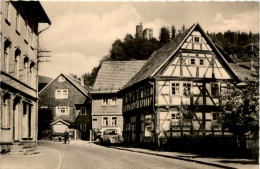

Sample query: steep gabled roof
[39,73,91,98]
[123,23,238,89]
[91,60,147,94]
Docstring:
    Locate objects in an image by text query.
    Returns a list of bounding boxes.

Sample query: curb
[38,146,62,169]
[111,147,236,169]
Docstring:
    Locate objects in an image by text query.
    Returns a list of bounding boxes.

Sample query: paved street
[39,141,219,169]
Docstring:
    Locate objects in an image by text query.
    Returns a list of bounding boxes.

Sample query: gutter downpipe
[35,23,51,149]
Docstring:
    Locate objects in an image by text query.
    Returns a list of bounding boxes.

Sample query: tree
[38,108,54,139]
[218,80,259,149]
[171,25,176,40]
[159,26,170,45]
[110,39,126,60]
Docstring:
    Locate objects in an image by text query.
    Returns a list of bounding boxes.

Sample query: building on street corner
[0,1,51,153]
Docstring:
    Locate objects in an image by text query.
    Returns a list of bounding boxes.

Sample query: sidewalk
[0,147,61,169]
[110,146,259,169]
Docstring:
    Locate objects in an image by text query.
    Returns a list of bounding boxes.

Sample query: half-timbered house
[121,23,242,148]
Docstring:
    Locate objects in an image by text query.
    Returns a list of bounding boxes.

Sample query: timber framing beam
[179,49,214,55]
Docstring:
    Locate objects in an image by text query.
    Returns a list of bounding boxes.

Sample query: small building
[121,23,242,148]
[90,61,146,138]
[38,73,92,140]
[0,1,51,153]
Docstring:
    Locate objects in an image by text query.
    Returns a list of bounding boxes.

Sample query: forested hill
[83,26,259,87]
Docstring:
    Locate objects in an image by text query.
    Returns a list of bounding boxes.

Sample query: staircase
[7,140,39,155]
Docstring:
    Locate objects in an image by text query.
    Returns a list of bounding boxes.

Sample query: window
[171,112,180,120]
[183,83,192,96]
[193,36,200,43]
[111,97,117,106]
[102,97,109,106]
[111,117,117,126]
[80,123,87,132]
[4,40,11,73]
[211,83,220,97]
[14,49,21,78]
[102,117,108,126]
[199,59,204,65]
[25,22,29,43]
[5,1,11,24]
[80,107,86,115]
[58,76,65,82]
[16,12,20,34]
[93,118,97,121]
[31,30,34,48]
[1,94,10,128]
[55,89,68,99]
[171,83,180,95]
[56,107,69,115]
[30,62,35,87]
[190,58,196,65]
[24,58,29,83]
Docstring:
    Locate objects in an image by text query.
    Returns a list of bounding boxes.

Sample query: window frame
[56,106,69,115]
[193,36,201,43]
[171,82,180,96]
[16,12,21,34]
[80,123,87,132]
[190,58,196,65]
[4,40,11,73]
[211,83,220,97]
[1,96,11,128]
[110,97,117,106]
[111,116,117,126]
[102,116,109,126]
[182,82,192,96]
[79,107,86,115]
[55,89,68,99]
[14,49,21,78]
[102,97,109,106]
[5,1,11,24]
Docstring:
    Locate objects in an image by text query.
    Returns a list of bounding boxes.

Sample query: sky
[39,1,259,78]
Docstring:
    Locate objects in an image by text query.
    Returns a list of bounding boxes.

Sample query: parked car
[101,129,124,145]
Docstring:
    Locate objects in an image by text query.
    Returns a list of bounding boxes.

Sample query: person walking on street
[64,129,69,144]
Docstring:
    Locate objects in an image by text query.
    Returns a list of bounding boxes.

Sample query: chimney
[81,76,84,87]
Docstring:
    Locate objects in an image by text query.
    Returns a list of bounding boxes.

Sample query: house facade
[121,23,241,148]
[38,74,92,140]
[91,61,146,138]
[0,1,51,153]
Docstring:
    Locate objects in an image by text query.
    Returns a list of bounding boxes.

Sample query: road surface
[38,141,220,169]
